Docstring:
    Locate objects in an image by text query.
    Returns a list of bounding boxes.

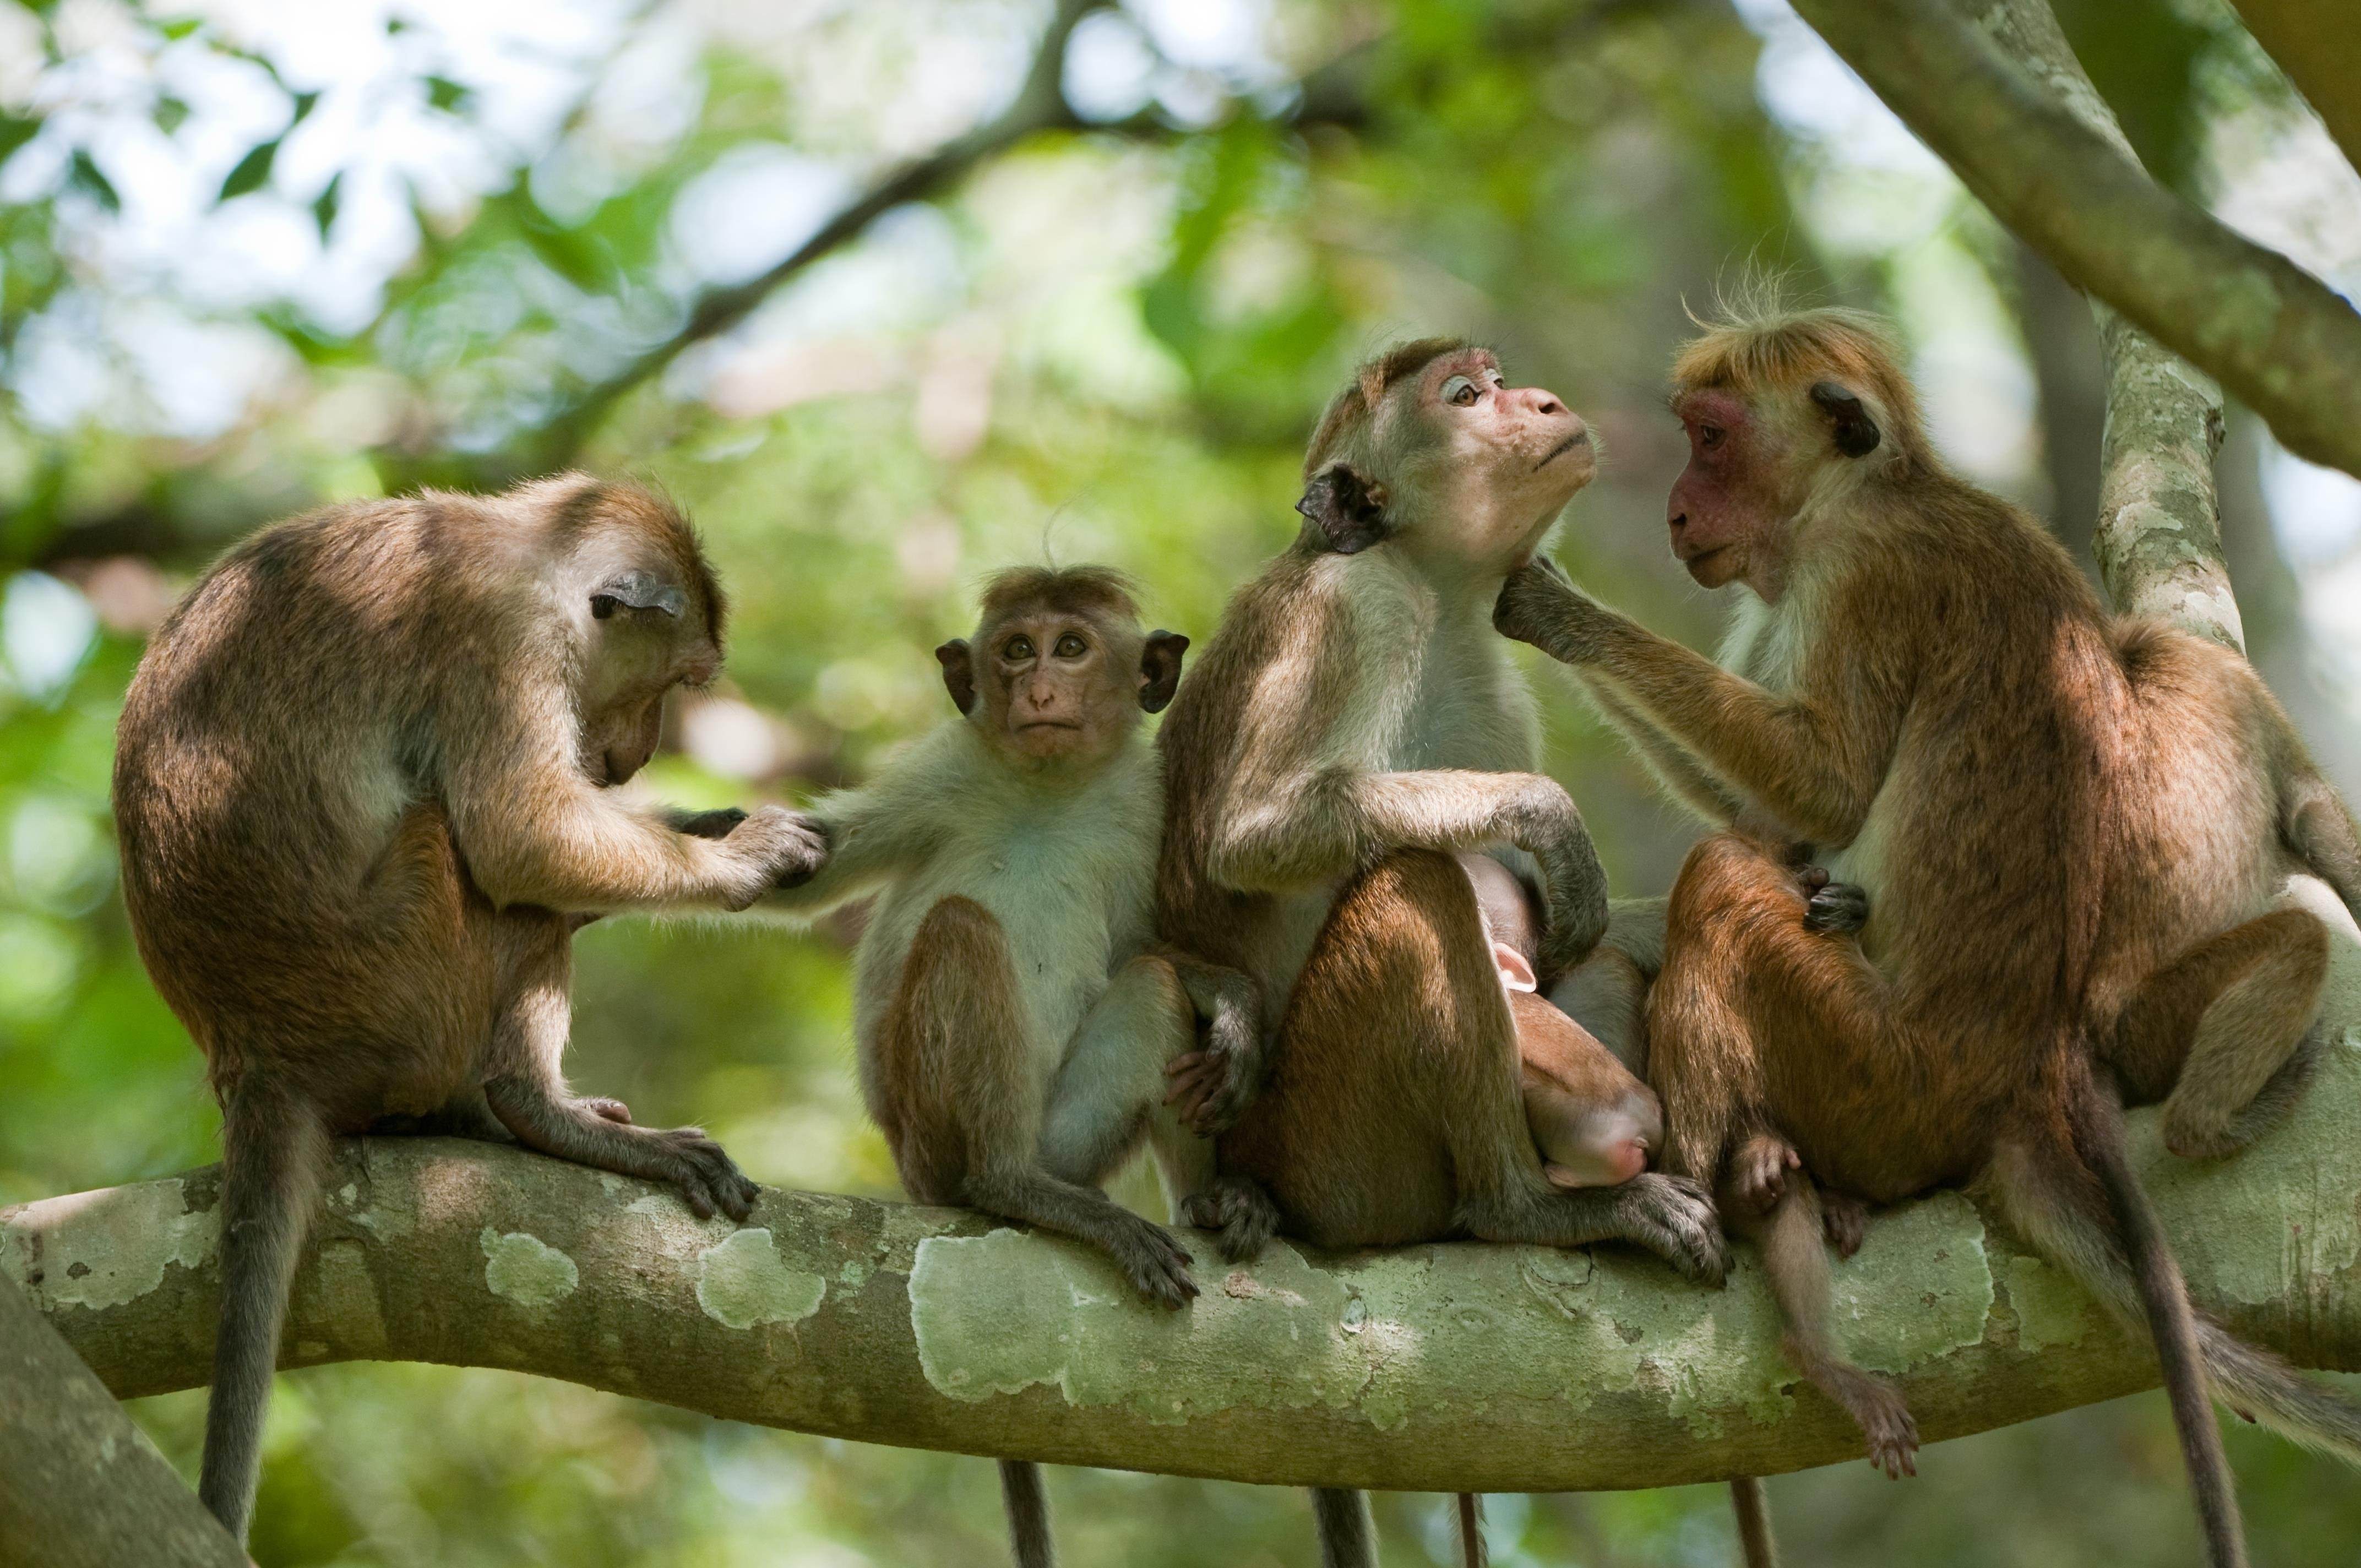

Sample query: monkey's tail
[2046,1075,2248,1568]
[999,1459,1055,1568]
[2195,1319,2361,1466]
[1728,1477,1780,1568]
[1310,1486,1375,1568]
[198,1079,330,1544]
[1456,1491,1487,1568]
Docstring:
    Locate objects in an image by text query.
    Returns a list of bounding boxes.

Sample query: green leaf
[291,90,322,124]
[219,137,280,201]
[158,18,202,40]
[67,149,118,212]
[311,171,341,239]
[426,76,470,113]
[153,95,190,135]
[0,114,37,162]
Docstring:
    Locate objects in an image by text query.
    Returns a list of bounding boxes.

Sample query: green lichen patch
[694,1228,826,1330]
[480,1228,578,1308]
[9,1178,218,1311]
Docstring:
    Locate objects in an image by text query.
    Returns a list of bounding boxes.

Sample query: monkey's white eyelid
[1442,375,1477,406]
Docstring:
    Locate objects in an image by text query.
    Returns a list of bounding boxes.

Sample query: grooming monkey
[766,564,1253,1568]
[1495,306,2361,1564]
[112,476,828,1543]
[1154,342,1726,1568]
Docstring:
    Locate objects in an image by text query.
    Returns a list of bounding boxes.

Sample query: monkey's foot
[1853,1382,1919,1480]
[1615,1173,1729,1288]
[1182,1175,1283,1263]
[1800,870,1868,935]
[1101,1213,1199,1309]
[1728,1133,1802,1217]
[639,1125,760,1222]
[1821,1190,1869,1260]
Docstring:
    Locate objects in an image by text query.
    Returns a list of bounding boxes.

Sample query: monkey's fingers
[1622,1173,1728,1287]
[1111,1217,1199,1309]
[1803,882,1869,935]
[654,1128,759,1224]
[583,1097,634,1125]
[1822,1191,1869,1260]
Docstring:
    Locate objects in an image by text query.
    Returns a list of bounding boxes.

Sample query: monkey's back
[113,498,512,1101]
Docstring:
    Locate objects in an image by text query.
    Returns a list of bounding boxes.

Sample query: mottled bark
[1791,0,2361,485]
[0,1274,247,1568]
[7,923,2360,1493]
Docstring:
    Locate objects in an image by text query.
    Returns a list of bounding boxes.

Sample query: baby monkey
[1459,852,1662,1189]
[768,565,1253,1568]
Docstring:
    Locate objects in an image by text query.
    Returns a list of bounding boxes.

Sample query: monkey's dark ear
[1296,463,1390,555]
[1809,382,1881,459]
[1140,630,1189,714]
[591,569,688,620]
[935,639,977,715]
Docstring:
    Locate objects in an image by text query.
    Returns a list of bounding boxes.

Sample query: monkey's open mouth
[1535,430,1592,471]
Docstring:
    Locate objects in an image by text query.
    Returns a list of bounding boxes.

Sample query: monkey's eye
[1441,375,1480,407]
[1003,635,1035,660]
[1698,425,1725,450]
[1054,633,1088,658]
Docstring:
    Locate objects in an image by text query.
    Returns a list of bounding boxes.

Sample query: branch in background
[1789,0,2361,486]
[1958,0,2240,647]
[0,1275,245,1568]
[2228,0,2361,174]
[8,963,2361,1494]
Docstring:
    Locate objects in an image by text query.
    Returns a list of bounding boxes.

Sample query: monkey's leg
[478,910,758,1222]
[2115,908,2331,1160]
[1040,955,1196,1189]
[886,899,1196,1309]
[1747,1178,1917,1479]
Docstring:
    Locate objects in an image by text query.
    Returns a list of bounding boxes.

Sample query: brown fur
[1158,346,1722,1568]
[1496,308,2361,1560]
[113,474,825,1543]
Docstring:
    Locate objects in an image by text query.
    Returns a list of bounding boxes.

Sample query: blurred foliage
[2,0,2357,1564]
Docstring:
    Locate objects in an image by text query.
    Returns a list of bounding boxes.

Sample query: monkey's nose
[1669,512,1688,531]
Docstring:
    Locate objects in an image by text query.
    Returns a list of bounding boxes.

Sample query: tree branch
[1962,0,2239,646]
[8,935,2359,1494]
[1790,0,2361,483]
[0,1275,245,1568]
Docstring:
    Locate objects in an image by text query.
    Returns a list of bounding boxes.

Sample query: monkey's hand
[1505,775,1610,982]
[709,805,830,907]
[1611,1172,1728,1287]
[1797,866,1868,935]
[1163,1010,1265,1137]
[668,806,748,840]
[1104,1213,1200,1309]
[1493,554,1607,664]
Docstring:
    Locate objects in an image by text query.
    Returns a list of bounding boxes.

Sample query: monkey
[1460,851,1664,1189]
[1151,342,1727,1568]
[110,475,830,1543]
[1491,304,2361,1565]
[762,563,1255,1568]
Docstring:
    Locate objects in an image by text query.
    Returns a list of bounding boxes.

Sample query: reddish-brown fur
[1495,307,2361,1558]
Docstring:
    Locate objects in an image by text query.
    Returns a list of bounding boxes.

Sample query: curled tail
[199,1080,329,1544]
[999,1459,1054,1568]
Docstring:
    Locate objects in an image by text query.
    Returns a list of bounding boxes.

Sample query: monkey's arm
[759,784,938,920]
[440,677,818,914]
[1498,564,1903,848]
[1575,674,1748,825]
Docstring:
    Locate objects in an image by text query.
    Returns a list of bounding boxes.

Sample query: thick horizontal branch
[1792,0,2361,482]
[7,944,2359,1494]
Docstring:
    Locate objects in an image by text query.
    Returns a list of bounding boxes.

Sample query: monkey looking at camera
[1153,342,1726,1568]
[1494,306,2361,1564]
[765,564,1253,1568]
[112,475,829,1544]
